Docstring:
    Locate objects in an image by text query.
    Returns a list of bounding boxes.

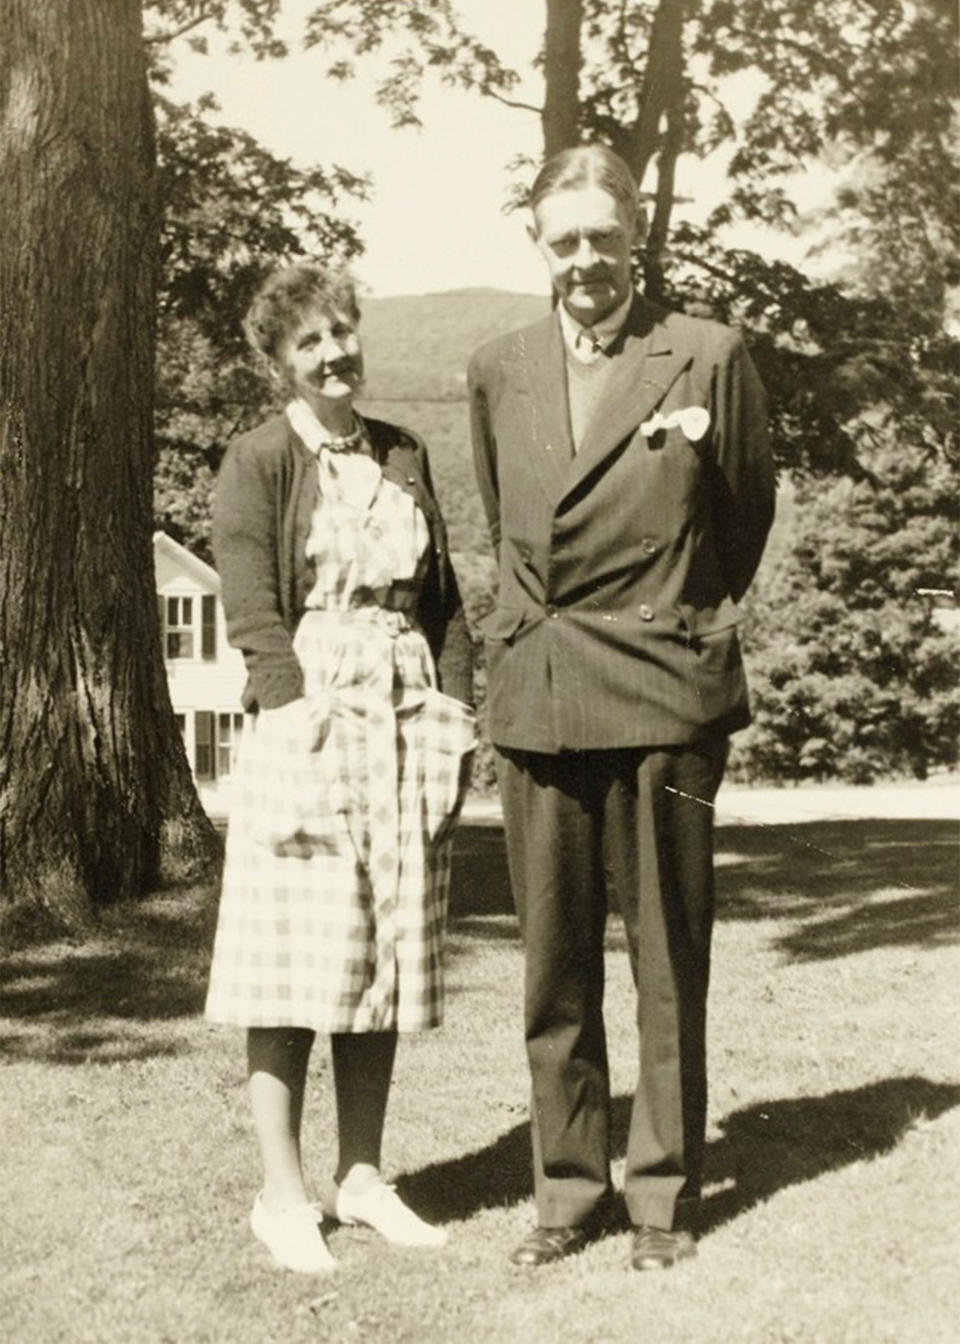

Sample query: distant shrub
[729,445,960,784]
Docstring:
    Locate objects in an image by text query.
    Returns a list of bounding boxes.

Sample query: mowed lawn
[1,798,958,1343]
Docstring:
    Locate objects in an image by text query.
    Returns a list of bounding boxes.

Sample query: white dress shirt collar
[285,397,362,454]
[559,291,635,364]
[285,399,381,510]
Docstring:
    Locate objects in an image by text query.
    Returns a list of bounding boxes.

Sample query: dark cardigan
[212,411,474,712]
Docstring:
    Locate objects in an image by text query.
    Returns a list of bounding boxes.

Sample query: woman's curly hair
[243,263,360,364]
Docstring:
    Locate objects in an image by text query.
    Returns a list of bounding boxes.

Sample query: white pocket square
[640,406,711,443]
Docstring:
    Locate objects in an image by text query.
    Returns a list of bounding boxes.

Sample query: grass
[2,811,958,1342]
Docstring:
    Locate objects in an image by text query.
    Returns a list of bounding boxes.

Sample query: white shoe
[335,1178,448,1247]
[250,1192,336,1273]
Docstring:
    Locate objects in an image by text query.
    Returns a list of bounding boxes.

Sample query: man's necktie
[574,327,605,362]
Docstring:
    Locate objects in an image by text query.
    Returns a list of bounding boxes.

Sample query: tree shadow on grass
[399,1075,960,1230]
[0,885,218,1064]
[715,819,958,960]
[3,816,953,1063]
[450,818,959,961]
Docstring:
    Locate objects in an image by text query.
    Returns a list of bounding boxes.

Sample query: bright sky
[166,0,816,297]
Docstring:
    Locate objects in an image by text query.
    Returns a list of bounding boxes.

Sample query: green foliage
[301,0,522,130]
[144,1,289,60]
[155,93,366,349]
[732,444,960,784]
[145,2,959,788]
[300,0,960,487]
[150,81,368,548]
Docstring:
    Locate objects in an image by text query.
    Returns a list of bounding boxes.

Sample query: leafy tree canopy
[301,0,959,474]
[142,0,959,788]
[144,3,369,552]
[147,0,958,547]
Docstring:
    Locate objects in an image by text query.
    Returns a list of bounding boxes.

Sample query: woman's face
[274,302,364,413]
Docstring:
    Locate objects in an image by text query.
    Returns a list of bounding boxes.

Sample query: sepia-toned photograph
[1,1,957,1339]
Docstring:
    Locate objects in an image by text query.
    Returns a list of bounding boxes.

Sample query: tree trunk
[542,0,583,158]
[0,0,219,934]
[616,0,685,189]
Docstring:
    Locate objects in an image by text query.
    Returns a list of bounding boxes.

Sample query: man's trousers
[495,737,727,1231]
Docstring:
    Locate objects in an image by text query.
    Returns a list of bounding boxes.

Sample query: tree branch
[643,98,683,302]
[484,89,543,115]
[619,0,684,187]
[144,9,217,45]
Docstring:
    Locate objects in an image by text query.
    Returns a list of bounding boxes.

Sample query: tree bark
[642,95,684,302]
[613,0,685,189]
[0,0,219,934]
[542,0,583,158]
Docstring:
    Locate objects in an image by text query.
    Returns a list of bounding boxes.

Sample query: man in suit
[468,144,775,1271]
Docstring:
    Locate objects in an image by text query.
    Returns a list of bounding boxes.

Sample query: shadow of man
[398,1075,960,1231]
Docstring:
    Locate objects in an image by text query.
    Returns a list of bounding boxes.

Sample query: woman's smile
[275,303,365,414]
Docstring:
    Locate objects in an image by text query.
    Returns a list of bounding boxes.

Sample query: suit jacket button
[545,603,558,618]
[641,538,657,555]
[638,603,654,621]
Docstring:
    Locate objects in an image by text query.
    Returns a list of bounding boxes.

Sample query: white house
[154,531,248,798]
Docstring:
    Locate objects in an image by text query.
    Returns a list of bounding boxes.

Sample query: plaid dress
[205,414,476,1033]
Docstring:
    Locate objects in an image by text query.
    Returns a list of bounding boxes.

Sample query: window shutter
[194,711,215,779]
[201,594,216,660]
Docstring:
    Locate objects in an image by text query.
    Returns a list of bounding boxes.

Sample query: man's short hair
[529,144,641,224]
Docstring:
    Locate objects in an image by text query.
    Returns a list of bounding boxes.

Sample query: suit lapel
[518,313,576,504]
[561,297,689,500]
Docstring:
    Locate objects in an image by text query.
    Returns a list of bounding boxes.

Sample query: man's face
[530,186,638,326]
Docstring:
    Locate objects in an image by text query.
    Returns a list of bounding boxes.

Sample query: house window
[194,711,215,779]
[217,713,245,777]
[160,591,217,661]
[166,596,194,659]
[201,594,217,660]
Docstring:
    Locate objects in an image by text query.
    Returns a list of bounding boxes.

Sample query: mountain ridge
[359,289,550,401]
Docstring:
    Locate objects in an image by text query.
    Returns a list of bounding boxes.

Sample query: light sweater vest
[565,349,619,452]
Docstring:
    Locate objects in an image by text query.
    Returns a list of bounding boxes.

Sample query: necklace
[324,418,364,453]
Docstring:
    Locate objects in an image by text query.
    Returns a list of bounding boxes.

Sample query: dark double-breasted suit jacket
[468,294,776,754]
[468,293,775,1228]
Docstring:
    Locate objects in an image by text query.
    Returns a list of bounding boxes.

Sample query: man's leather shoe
[510,1225,589,1267]
[630,1225,696,1271]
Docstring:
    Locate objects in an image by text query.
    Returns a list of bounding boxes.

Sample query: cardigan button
[638,604,654,621]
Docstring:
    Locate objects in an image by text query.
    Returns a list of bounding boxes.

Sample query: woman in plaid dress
[205,264,475,1273]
